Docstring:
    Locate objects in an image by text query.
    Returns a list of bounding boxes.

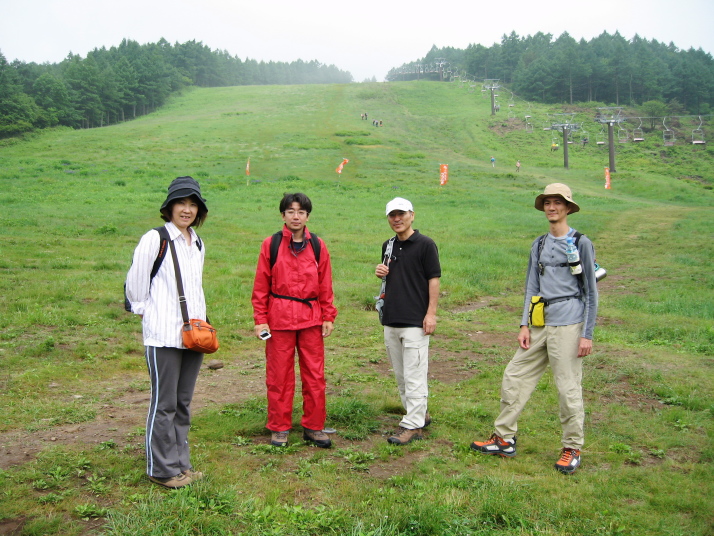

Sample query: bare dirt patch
[0,356,267,470]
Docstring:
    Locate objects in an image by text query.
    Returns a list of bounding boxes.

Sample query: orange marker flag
[440,164,449,185]
[604,167,611,189]
[336,158,349,175]
[246,157,251,176]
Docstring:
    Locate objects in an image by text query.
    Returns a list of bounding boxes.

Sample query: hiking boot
[148,473,192,489]
[271,431,289,447]
[554,448,581,474]
[303,428,332,448]
[388,427,424,445]
[424,412,432,428]
[182,469,204,481]
[470,433,517,457]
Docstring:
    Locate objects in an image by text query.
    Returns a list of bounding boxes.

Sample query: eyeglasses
[284,209,308,217]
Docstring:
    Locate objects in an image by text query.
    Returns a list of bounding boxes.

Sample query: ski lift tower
[434,58,449,82]
[595,107,624,172]
[550,113,580,169]
[483,79,501,116]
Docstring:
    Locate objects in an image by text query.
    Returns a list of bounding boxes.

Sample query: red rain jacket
[252,225,337,330]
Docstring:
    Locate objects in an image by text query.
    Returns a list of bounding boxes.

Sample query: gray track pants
[145,346,203,478]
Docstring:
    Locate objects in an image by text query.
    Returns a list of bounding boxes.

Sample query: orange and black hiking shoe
[554,448,581,474]
[470,433,517,457]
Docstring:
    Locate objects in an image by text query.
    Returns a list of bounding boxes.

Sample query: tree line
[0,38,353,137]
[387,31,714,114]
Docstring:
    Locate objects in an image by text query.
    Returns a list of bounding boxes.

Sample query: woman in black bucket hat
[125,176,209,488]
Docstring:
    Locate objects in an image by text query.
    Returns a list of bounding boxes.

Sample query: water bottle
[565,237,582,275]
[594,263,607,281]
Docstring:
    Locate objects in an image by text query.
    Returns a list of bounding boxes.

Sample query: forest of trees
[387,31,714,114]
[3,32,713,139]
[0,38,353,137]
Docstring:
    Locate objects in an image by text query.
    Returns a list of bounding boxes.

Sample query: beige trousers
[384,326,429,429]
[495,323,585,449]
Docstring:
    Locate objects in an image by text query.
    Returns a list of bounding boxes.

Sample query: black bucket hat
[161,176,208,213]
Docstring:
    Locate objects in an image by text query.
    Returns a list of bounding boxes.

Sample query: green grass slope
[0,81,712,535]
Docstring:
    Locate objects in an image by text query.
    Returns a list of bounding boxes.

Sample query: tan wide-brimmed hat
[534,183,580,213]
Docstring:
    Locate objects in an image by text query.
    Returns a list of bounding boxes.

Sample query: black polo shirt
[380,230,441,327]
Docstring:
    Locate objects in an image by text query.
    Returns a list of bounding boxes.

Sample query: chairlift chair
[525,121,534,133]
[633,118,644,142]
[618,125,629,143]
[596,126,606,145]
[663,117,675,146]
[692,116,706,145]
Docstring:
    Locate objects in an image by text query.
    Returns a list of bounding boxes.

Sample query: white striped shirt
[125,222,206,348]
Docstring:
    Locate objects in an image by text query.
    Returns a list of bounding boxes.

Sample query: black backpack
[269,230,320,269]
[124,226,202,312]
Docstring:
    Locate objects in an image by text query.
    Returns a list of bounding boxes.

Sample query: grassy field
[0,81,713,535]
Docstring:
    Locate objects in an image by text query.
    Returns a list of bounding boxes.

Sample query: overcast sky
[2,0,712,82]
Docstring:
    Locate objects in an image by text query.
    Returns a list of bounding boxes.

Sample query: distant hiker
[516,160,521,172]
[365,112,368,121]
[379,120,383,127]
[125,176,210,489]
[491,156,496,167]
[470,183,599,475]
[375,198,441,445]
[361,113,364,120]
[251,193,338,449]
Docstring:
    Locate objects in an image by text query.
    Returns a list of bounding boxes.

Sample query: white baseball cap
[385,197,413,215]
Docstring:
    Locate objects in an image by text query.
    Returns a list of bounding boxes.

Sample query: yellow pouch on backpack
[529,296,546,327]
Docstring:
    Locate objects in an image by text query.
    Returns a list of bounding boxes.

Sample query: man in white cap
[470,183,598,474]
[375,197,441,445]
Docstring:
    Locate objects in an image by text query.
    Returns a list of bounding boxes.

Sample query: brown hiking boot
[388,427,424,445]
[182,469,204,481]
[148,473,192,489]
[271,431,289,447]
[424,412,432,428]
[303,428,332,448]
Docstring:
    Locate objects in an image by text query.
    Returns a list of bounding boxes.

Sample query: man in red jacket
[252,193,338,448]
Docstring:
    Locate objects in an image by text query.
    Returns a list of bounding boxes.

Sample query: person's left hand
[578,337,593,358]
[322,321,334,337]
[423,314,437,335]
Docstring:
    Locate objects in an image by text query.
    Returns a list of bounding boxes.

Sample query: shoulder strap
[270,231,321,269]
[537,234,547,262]
[168,239,190,324]
[125,227,170,312]
[310,233,321,264]
[538,231,582,259]
[150,226,170,279]
[149,226,201,276]
[269,231,283,269]
[378,237,397,295]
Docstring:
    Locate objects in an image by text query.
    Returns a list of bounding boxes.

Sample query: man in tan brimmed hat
[470,183,598,475]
